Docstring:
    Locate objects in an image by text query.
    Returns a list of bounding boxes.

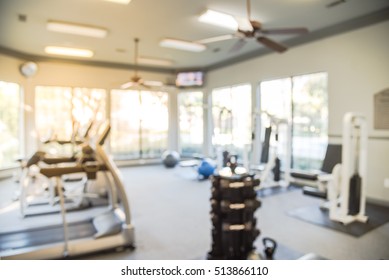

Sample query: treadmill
[0,122,135,259]
[17,122,108,218]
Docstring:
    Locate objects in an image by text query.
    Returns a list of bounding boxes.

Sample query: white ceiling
[0,0,388,71]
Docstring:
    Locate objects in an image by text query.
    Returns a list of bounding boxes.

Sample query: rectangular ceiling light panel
[44,46,94,58]
[103,0,131,4]
[159,39,206,52]
[198,9,238,30]
[138,56,173,66]
[47,21,108,38]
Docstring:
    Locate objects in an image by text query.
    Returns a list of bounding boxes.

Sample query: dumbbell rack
[208,172,261,260]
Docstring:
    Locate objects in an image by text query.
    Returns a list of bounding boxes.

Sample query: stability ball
[162,150,180,168]
[198,159,216,179]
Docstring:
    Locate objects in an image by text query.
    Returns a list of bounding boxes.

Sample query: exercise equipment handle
[263,237,277,259]
[40,163,107,178]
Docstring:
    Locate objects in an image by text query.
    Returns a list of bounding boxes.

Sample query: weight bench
[291,144,342,198]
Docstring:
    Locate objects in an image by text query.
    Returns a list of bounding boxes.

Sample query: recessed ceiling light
[47,21,108,38]
[138,56,173,66]
[159,38,206,52]
[103,0,132,4]
[44,46,94,58]
[198,9,238,30]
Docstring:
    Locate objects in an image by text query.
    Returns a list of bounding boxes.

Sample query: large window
[260,72,328,171]
[212,84,252,156]
[259,78,292,166]
[110,90,168,159]
[35,86,106,154]
[178,91,203,156]
[0,81,22,169]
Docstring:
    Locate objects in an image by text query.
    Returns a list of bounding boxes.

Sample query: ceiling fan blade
[196,34,236,44]
[326,0,346,8]
[122,82,150,90]
[140,83,151,89]
[257,36,287,53]
[229,38,247,53]
[261,27,309,35]
[143,80,164,87]
[121,81,135,89]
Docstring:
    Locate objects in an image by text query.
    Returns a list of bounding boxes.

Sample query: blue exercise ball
[197,159,216,179]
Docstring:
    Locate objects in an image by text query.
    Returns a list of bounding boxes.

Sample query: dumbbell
[220,199,261,212]
[222,226,260,259]
[211,199,257,212]
[220,187,257,201]
[219,176,259,189]
[208,229,223,258]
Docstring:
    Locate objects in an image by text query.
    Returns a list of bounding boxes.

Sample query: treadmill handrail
[39,163,107,178]
[96,143,132,226]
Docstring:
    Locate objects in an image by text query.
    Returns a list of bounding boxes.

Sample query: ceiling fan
[120,38,165,89]
[196,0,309,53]
[326,0,347,8]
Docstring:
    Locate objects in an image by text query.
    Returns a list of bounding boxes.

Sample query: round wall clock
[20,61,38,77]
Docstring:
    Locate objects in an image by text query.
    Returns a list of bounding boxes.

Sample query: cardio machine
[0,121,135,259]
[15,121,108,217]
[18,132,109,217]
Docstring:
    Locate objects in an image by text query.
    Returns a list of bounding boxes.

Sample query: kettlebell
[263,237,277,260]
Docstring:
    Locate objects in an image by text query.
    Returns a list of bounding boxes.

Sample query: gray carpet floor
[1,164,388,260]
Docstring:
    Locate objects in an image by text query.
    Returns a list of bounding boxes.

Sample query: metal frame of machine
[0,121,135,259]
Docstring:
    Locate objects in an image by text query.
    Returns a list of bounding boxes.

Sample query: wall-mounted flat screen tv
[176,71,204,87]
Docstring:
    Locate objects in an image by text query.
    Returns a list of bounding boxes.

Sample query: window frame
[211,83,252,158]
[177,90,204,157]
[110,89,169,160]
[258,72,328,171]
[0,81,24,170]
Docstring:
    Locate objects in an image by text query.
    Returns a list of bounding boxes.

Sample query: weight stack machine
[208,169,261,260]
